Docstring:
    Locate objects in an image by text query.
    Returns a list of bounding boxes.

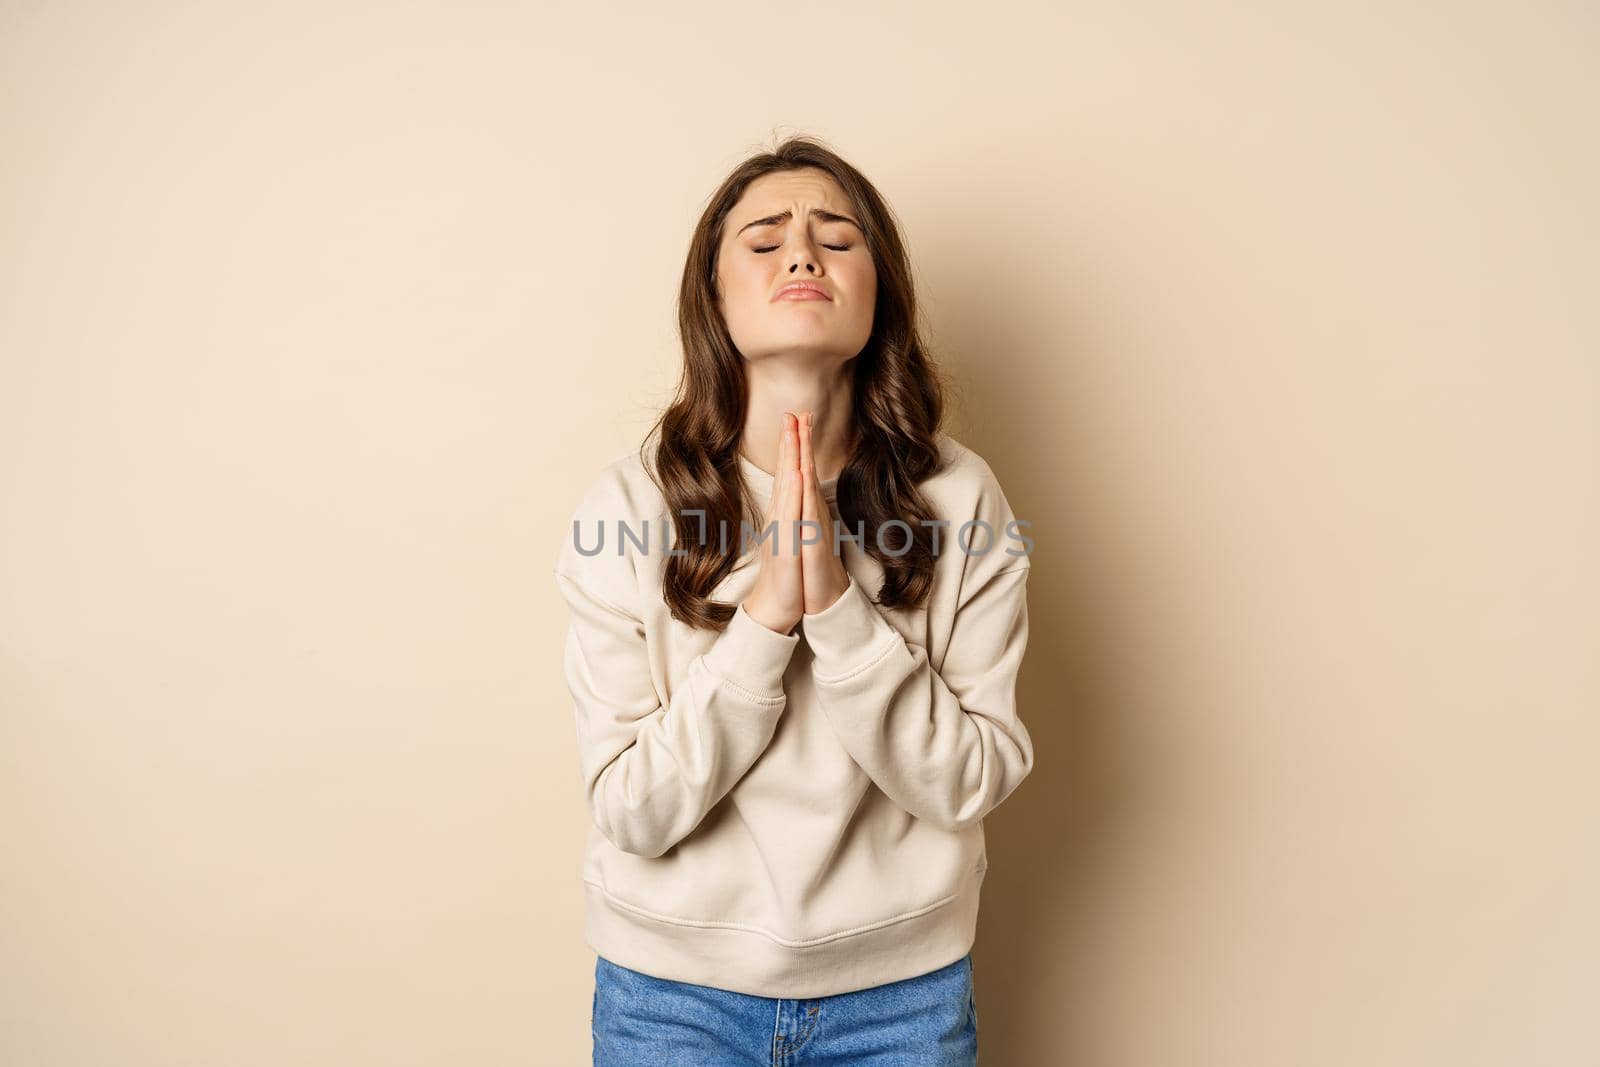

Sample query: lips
[774,281,831,301]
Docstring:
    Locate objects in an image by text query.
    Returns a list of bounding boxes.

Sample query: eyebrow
[735,208,862,236]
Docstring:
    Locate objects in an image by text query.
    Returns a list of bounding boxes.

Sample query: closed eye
[754,244,852,253]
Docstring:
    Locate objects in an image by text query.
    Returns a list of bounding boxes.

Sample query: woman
[554,136,1035,1065]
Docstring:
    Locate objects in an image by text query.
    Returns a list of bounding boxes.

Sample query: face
[715,168,876,365]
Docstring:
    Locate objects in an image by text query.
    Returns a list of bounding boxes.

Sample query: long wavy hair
[642,135,951,629]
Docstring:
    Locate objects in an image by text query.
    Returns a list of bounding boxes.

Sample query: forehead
[731,168,849,220]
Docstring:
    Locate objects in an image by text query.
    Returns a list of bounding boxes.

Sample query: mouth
[773,281,832,301]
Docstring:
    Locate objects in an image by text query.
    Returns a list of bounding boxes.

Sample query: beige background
[2,2,1595,1064]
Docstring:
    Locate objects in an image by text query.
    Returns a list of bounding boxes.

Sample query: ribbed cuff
[702,602,801,700]
[801,576,897,681]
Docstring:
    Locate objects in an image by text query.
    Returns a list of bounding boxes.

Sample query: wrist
[742,597,796,636]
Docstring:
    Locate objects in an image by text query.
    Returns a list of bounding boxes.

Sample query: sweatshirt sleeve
[800,469,1034,833]
[555,568,801,859]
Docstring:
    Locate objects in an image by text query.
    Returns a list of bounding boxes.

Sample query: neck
[739,358,856,481]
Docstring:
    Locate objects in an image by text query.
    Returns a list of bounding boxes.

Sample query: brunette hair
[642,134,950,629]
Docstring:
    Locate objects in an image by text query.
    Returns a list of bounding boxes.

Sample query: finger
[807,416,833,527]
[780,412,799,497]
[798,412,816,526]
[800,415,837,569]
[799,454,813,556]
[786,467,805,555]
[772,413,799,550]
[781,413,801,526]
[764,412,791,523]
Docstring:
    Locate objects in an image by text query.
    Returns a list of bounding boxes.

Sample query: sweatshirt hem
[582,864,987,999]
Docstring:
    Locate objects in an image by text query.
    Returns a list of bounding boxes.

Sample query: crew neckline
[738,451,840,502]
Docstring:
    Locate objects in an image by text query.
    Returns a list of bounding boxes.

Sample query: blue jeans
[591,953,979,1066]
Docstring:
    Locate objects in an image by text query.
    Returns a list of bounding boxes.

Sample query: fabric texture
[591,952,978,1066]
[553,433,1034,998]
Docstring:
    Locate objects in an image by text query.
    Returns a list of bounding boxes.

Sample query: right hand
[742,412,805,635]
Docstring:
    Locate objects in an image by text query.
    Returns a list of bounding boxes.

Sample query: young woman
[554,136,1035,1065]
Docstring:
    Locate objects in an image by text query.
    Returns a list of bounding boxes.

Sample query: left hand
[796,412,851,614]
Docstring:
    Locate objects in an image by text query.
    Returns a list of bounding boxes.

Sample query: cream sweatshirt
[552,433,1034,998]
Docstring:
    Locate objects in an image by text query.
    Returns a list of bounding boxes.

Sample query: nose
[787,240,818,274]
